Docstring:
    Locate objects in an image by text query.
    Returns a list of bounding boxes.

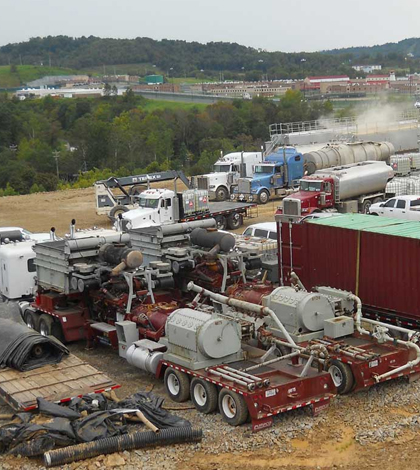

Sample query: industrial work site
[1,112,420,470]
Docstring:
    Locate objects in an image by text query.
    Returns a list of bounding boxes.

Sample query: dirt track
[0,187,279,234]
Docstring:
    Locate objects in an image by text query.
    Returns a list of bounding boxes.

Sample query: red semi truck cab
[282,176,335,217]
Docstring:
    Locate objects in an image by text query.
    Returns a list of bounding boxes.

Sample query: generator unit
[262,286,355,342]
[160,308,243,370]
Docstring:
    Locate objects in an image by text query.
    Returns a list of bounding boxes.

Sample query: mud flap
[311,398,331,416]
[252,416,273,432]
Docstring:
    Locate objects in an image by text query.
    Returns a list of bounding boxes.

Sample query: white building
[352,65,382,74]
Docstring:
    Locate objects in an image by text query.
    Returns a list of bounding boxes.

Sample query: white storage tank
[304,141,395,174]
[314,161,394,201]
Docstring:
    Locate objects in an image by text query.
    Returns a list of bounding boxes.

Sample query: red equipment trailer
[276,213,420,329]
[156,349,335,432]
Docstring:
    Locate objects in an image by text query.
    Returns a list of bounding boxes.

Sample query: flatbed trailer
[0,354,120,411]
[303,332,420,394]
[183,201,258,230]
[156,347,335,432]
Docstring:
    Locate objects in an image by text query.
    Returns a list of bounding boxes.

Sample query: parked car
[369,195,420,220]
[242,222,277,240]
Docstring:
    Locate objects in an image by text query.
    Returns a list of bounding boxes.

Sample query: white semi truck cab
[193,152,263,201]
[121,188,209,230]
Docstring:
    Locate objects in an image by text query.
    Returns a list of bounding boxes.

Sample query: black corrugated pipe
[44,427,203,467]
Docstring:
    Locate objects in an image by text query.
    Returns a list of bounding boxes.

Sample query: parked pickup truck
[369,195,420,220]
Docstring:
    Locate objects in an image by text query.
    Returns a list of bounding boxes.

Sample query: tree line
[0,36,362,80]
[0,90,333,196]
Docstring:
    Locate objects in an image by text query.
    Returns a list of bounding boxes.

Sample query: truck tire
[218,389,249,426]
[215,215,227,230]
[164,368,190,403]
[24,309,40,331]
[328,359,354,394]
[361,200,372,214]
[258,190,270,205]
[39,314,65,342]
[227,213,243,230]
[216,186,229,202]
[190,378,218,414]
[108,205,129,222]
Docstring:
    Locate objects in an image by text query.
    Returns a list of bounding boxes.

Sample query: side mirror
[380,203,384,207]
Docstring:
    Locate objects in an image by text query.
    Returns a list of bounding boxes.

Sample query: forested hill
[0,36,357,80]
[326,37,420,58]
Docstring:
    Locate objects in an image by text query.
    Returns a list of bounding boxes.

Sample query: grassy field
[140,99,208,112]
[0,65,78,88]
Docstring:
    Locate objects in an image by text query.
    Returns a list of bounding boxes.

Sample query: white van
[242,222,277,240]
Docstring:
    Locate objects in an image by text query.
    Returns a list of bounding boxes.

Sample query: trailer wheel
[361,200,372,214]
[218,389,249,426]
[258,190,269,205]
[328,360,354,394]
[164,368,190,402]
[215,215,227,230]
[190,378,218,414]
[39,314,54,337]
[39,314,65,342]
[216,186,229,201]
[24,310,40,331]
[227,213,243,230]
[108,205,129,222]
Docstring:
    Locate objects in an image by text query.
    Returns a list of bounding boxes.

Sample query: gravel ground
[2,342,420,470]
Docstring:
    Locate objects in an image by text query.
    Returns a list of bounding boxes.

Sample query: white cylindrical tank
[126,343,164,374]
[304,141,395,174]
[314,161,394,201]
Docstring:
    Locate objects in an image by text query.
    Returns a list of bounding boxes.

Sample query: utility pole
[52,151,60,179]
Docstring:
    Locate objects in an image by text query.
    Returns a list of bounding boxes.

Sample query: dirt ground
[1,188,420,470]
[0,186,279,235]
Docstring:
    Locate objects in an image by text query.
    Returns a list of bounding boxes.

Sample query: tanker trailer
[303,141,395,175]
[282,160,395,217]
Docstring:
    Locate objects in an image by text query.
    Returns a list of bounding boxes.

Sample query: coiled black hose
[44,427,203,467]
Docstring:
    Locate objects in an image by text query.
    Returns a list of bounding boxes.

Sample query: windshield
[139,197,160,208]
[254,165,273,174]
[300,180,322,192]
[214,164,231,172]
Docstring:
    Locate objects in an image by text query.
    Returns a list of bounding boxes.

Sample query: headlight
[251,189,257,193]
[249,195,254,201]
[301,208,308,213]
[209,185,216,189]
[239,193,245,199]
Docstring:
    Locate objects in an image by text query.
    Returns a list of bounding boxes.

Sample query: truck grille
[238,179,251,194]
[196,177,209,190]
[283,199,301,216]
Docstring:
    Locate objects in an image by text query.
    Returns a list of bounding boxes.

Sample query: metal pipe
[278,220,284,286]
[215,368,257,385]
[289,222,293,272]
[207,368,252,390]
[242,351,300,372]
[223,366,263,382]
[347,293,420,382]
[187,282,299,350]
[44,427,203,467]
[290,271,306,292]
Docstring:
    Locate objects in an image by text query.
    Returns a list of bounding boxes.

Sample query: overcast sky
[0,0,417,52]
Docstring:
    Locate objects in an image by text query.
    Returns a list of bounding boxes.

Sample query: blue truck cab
[234,147,304,204]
